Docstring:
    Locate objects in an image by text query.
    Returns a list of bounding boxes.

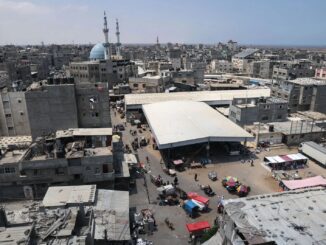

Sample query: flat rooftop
[125,88,271,109]
[223,187,326,244]
[0,136,31,149]
[143,101,254,149]
[93,189,130,241]
[0,149,28,165]
[56,128,112,138]
[42,185,96,208]
[290,77,326,86]
[272,121,324,135]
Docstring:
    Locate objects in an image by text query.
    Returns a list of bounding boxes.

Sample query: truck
[299,141,326,167]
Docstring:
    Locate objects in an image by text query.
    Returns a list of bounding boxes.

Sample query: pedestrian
[194,173,198,181]
[250,159,254,167]
[174,176,178,186]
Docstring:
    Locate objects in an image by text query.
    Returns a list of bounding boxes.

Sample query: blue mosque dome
[89,43,106,60]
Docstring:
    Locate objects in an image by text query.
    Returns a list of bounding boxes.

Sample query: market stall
[264,153,308,170]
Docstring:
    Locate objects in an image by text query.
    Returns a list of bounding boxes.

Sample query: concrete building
[272,59,315,80]
[248,59,277,78]
[229,97,288,126]
[1,80,111,139]
[171,70,196,87]
[272,120,326,145]
[75,83,111,128]
[227,40,238,52]
[0,128,122,199]
[25,82,79,139]
[0,185,130,244]
[245,123,283,145]
[129,75,164,93]
[0,88,31,136]
[271,78,326,113]
[167,48,182,69]
[232,48,259,72]
[210,60,233,73]
[315,67,326,79]
[205,188,326,245]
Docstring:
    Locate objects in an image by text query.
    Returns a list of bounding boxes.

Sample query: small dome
[89,43,105,60]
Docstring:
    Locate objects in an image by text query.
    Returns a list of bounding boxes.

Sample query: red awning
[280,155,293,162]
[187,192,209,205]
[186,221,210,233]
[282,176,326,190]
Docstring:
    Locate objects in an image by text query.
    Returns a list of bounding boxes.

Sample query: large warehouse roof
[143,101,254,149]
[125,88,271,109]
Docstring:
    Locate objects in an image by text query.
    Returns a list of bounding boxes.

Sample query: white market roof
[143,101,254,149]
[125,88,271,109]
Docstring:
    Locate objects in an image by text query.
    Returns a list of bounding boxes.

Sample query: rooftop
[93,189,130,241]
[56,128,112,138]
[223,187,326,244]
[233,48,259,58]
[271,121,324,135]
[0,149,27,165]
[125,88,271,109]
[0,136,32,150]
[290,77,326,86]
[143,101,254,149]
[42,185,96,208]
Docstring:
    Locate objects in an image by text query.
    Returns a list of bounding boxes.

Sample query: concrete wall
[284,132,325,146]
[25,84,78,139]
[75,83,111,128]
[0,92,30,136]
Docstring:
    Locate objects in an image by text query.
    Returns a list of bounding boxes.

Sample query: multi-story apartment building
[232,48,259,73]
[0,80,111,139]
[271,78,326,113]
[229,97,288,126]
[272,60,315,80]
[0,128,121,199]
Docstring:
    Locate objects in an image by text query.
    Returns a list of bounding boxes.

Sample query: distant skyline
[1,0,326,46]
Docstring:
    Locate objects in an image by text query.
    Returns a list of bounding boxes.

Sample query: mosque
[69,12,136,88]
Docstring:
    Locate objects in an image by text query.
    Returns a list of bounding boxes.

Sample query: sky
[1,0,326,46]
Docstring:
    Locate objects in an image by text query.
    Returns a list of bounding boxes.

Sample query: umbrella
[224,176,238,182]
[226,180,237,187]
[237,185,248,193]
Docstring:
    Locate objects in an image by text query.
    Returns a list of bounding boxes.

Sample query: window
[95,167,100,174]
[85,166,91,171]
[133,84,138,88]
[95,112,99,117]
[8,127,14,130]
[17,99,22,103]
[261,115,269,121]
[33,170,38,176]
[20,111,24,116]
[279,105,283,109]
[277,115,282,119]
[5,114,11,118]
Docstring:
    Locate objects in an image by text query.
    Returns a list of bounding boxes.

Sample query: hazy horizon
[1,0,326,46]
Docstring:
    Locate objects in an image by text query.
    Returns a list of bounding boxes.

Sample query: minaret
[103,11,111,60]
[116,19,121,57]
[156,36,160,46]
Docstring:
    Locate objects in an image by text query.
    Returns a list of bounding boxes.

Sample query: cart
[172,159,185,171]
[186,221,210,238]
[183,200,199,218]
